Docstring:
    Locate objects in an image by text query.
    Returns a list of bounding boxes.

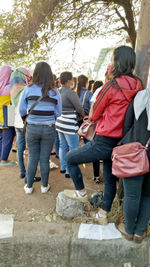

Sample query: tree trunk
[122,1,136,49]
[135,0,150,87]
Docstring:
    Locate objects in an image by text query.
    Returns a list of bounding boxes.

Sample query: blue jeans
[58,132,79,175]
[123,172,150,236]
[26,124,55,188]
[0,127,15,160]
[83,137,100,177]
[66,135,120,212]
[54,130,60,156]
[16,128,26,176]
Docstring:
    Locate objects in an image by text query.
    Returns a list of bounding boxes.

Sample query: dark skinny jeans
[0,127,15,160]
[66,135,120,212]
[123,172,150,236]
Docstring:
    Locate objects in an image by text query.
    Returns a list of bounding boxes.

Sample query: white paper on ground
[78,223,122,240]
[0,214,14,239]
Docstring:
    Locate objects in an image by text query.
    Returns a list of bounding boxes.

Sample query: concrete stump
[56,191,84,219]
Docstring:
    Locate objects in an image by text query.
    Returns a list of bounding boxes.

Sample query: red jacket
[91,76,143,138]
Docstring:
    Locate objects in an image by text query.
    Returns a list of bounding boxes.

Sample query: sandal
[115,222,133,241]
[0,161,16,166]
[64,189,88,203]
[133,234,144,243]
[90,210,108,225]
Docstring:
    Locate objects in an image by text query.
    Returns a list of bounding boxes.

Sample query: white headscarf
[134,80,150,130]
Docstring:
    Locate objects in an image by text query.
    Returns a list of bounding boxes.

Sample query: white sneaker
[41,184,50,193]
[24,184,33,194]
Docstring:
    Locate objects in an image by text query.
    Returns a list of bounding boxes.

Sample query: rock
[56,192,84,219]
[45,214,52,222]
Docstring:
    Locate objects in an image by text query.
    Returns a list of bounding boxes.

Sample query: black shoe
[20,173,25,179]
[60,170,66,173]
[65,174,70,178]
[51,152,56,155]
[24,177,41,183]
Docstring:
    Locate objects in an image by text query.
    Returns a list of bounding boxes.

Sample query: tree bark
[135,0,150,87]
[113,0,136,48]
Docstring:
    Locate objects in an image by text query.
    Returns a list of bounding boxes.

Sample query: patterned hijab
[0,65,12,96]
[10,67,31,107]
[134,80,150,130]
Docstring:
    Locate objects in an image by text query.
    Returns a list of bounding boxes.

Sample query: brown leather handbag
[112,139,150,178]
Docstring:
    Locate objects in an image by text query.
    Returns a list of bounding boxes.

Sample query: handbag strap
[24,95,43,123]
[146,138,150,147]
[27,95,43,117]
[82,91,87,106]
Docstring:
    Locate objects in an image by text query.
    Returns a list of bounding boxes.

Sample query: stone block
[70,237,149,267]
[56,192,84,219]
[0,236,70,267]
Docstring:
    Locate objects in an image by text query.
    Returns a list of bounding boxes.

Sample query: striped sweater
[56,86,83,134]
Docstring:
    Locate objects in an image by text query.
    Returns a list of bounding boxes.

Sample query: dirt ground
[0,149,107,223]
[1,148,150,236]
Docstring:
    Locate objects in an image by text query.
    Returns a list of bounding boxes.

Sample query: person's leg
[0,129,2,160]
[83,137,89,144]
[58,132,68,172]
[134,172,150,236]
[40,125,55,187]
[93,161,100,177]
[16,128,26,177]
[66,136,114,191]
[1,127,15,161]
[64,133,79,175]
[26,124,40,188]
[54,130,60,157]
[123,175,144,235]
[92,161,100,183]
[101,159,117,212]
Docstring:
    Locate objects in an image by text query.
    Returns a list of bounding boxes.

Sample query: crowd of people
[0,45,150,244]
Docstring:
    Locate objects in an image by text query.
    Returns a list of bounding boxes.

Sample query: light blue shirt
[19,84,62,125]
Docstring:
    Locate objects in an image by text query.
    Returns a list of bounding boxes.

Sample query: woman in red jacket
[64,46,143,224]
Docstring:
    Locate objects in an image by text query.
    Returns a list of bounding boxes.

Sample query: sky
[0,0,122,80]
[0,0,13,11]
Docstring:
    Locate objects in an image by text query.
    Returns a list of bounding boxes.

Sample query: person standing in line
[115,82,150,243]
[10,67,31,177]
[10,67,41,184]
[55,72,84,178]
[19,62,62,194]
[64,46,143,226]
[88,80,103,184]
[77,75,93,125]
[77,74,101,183]
[0,65,16,166]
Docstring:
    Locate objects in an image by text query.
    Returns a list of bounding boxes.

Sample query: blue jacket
[79,87,93,115]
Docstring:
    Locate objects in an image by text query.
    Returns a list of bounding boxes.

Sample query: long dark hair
[77,75,88,97]
[93,81,103,93]
[112,46,136,78]
[31,62,55,97]
[88,80,94,91]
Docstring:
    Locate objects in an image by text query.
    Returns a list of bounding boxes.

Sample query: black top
[118,100,150,146]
